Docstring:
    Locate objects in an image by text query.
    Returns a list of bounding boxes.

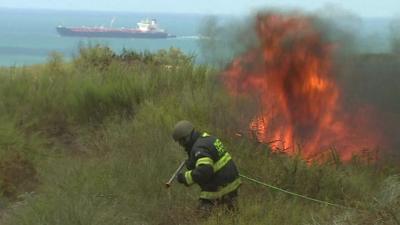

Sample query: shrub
[74,44,115,71]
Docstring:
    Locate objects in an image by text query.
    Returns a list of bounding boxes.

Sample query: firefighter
[172,120,241,214]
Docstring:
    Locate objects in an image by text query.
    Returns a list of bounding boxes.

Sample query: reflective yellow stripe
[196,157,214,167]
[200,177,241,199]
[185,171,194,185]
[202,132,210,137]
[213,153,232,172]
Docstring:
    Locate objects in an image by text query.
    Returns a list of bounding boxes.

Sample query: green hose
[239,174,356,210]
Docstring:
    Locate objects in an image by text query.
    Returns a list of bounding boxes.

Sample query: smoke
[198,7,400,159]
[389,16,400,54]
[198,6,362,66]
[198,15,258,67]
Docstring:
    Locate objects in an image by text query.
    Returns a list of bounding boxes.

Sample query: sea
[0,8,209,66]
[0,8,394,67]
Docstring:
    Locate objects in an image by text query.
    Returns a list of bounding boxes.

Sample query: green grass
[0,46,398,225]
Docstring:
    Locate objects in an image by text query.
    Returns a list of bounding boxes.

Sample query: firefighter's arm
[178,150,214,186]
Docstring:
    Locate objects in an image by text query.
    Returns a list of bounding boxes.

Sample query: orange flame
[224,13,381,161]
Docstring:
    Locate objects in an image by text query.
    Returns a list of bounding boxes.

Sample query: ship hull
[56,27,175,39]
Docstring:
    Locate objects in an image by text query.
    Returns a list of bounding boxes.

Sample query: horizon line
[0,6,395,19]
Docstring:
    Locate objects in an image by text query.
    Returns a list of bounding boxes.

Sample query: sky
[0,0,399,18]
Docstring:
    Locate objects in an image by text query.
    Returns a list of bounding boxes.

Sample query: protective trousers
[197,190,238,217]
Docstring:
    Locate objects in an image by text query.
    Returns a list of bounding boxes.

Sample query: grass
[0,45,398,225]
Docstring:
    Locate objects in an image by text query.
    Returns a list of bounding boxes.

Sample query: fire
[224,13,381,161]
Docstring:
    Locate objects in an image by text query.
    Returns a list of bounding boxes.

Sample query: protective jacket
[181,131,241,200]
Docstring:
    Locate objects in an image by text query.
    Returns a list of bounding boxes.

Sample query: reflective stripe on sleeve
[195,157,214,167]
[202,132,210,137]
[185,170,194,185]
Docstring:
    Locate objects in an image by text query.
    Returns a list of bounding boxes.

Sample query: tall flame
[224,13,381,161]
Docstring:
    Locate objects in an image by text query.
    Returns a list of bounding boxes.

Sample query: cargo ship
[56,18,176,39]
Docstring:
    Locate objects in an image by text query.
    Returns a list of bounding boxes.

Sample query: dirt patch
[0,153,38,200]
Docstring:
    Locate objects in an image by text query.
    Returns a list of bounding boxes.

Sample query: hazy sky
[1,0,398,17]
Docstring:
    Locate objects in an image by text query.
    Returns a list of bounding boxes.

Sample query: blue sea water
[0,8,207,66]
[0,8,394,67]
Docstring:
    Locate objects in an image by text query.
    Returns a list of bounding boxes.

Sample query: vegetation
[0,45,399,225]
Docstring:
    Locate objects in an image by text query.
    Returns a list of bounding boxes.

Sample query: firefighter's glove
[177,172,186,185]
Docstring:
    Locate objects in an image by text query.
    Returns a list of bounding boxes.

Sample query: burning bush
[223,12,383,161]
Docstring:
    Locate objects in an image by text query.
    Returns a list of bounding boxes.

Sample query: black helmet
[172,120,194,142]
